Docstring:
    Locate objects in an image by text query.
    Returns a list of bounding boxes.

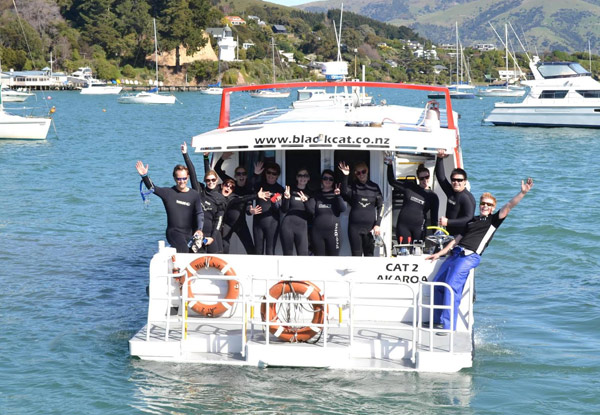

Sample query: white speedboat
[199,84,223,95]
[484,56,600,127]
[129,81,478,373]
[1,87,35,102]
[118,19,175,105]
[80,79,122,95]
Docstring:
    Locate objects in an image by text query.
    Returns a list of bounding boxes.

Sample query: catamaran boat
[484,56,600,127]
[129,81,476,372]
[80,79,122,95]
[1,87,35,102]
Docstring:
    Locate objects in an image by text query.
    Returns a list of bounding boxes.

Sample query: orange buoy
[261,280,324,342]
[184,256,239,317]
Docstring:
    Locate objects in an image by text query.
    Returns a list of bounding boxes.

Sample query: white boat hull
[485,104,600,127]
[118,92,176,104]
[250,90,290,98]
[80,86,122,95]
[0,111,51,139]
[477,88,526,97]
[199,88,223,95]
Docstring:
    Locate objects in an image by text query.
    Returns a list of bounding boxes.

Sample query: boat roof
[192,81,459,155]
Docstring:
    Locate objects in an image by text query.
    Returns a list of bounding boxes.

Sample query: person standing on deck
[251,161,284,255]
[280,168,312,256]
[135,160,204,253]
[435,149,476,236]
[426,178,534,332]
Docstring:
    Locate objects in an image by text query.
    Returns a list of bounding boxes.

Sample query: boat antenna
[12,0,34,64]
[588,39,592,73]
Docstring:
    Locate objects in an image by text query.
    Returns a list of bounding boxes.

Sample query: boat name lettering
[386,263,419,272]
[253,134,390,145]
[377,274,427,283]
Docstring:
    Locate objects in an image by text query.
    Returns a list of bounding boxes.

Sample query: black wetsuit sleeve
[183,152,201,192]
[214,201,224,232]
[203,155,211,174]
[306,197,316,217]
[341,175,352,201]
[429,192,439,226]
[447,192,476,231]
[214,157,234,182]
[141,175,154,190]
[281,196,291,213]
[333,195,347,215]
[229,193,257,208]
[194,193,204,231]
[435,156,453,197]
[386,164,406,191]
[375,187,383,227]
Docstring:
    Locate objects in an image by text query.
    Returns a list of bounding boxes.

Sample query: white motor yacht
[485,56,600,127]
[1,87,35,102]
[80,79,122,95]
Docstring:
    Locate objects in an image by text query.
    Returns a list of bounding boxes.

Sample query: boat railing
[249,277,419,362]
[418,281,455,352]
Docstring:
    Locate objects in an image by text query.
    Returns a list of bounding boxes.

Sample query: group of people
[136,146,534,332]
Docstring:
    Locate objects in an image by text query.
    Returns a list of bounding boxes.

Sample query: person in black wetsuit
[338,161,383,256]
[181,144,226,253]
[251,161,284,255]
[426,178,534,331]
[280,168,312,256]
[435,149,476,236]
[135,160,204,253]
[213,152,256,254]
[384,156,439,246]
[306,169,346,256]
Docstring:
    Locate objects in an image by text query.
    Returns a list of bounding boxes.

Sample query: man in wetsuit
[136,160,204,253]
[426,178,534,332]
[435,149,476,236]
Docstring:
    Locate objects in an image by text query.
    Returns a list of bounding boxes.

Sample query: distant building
[413,48,438,60]
[280,52,295,63]
[247,15,265,26]
[473,43,496,51]
[439,43,456,50]
[225,16,246,26]
[498,68,525,80]
[242,41,255,50]
[206,27,233,41]
[272,25,287,34]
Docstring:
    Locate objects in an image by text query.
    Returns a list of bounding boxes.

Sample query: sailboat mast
[153,18,159,86]
[455,22,459,85]
[272,37,276,84]
[505,23,509,88]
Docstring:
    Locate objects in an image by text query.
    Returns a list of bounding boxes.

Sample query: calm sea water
[1,89,598,414]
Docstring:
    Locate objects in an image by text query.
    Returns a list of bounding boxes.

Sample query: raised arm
[181,142,201,192]
[136,160,154,190]
[386,163,407,191]
[499,178,534,219]
[435,149,453,197]
[214,152,234,182]
[338,161,352,200]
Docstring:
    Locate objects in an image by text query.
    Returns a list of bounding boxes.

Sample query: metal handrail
[418,281,455,352]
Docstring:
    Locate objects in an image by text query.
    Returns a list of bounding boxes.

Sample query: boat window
[539,90,568,99]
[538,62,590,79]
[285,150,321,192]
[576,90,600,98]
[333,150,371,183]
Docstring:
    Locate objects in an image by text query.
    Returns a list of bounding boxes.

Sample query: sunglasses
[224,182,235,188]
[235,171,247,176]
[322,176,334,182]
[451,177,465,183]
[418,175,430,180]
[297,173,309,178]
[266,171,278,176]
[175,177,188,182]
[355,169,368,175]
[205,178,217,183]
[480,201,495,207]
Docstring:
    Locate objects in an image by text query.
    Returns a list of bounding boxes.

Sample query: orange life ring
[184,256,239,317]
[261,281,324,342]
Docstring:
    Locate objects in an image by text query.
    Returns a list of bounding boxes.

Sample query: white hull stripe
[220,264,232,274]
[273,326,284,337]
[302,285,314,298]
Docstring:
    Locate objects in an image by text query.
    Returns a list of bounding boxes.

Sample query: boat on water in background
[250,38,290,99]
[0,90,52,140]
[80,79,122,95]
[1,87,35,102]
[129,81,478,373]
[428,23,475,100]
[484,56,600,127]
[199,83,223,95]
[118,19,175,105]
